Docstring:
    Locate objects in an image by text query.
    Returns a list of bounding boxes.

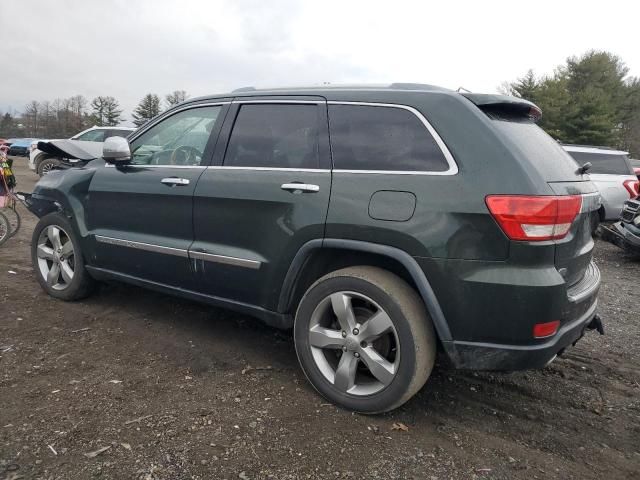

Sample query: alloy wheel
[308,291,400,396]
[36,225,75,291]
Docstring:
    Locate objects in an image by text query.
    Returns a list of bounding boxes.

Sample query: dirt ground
[1,157,639,480]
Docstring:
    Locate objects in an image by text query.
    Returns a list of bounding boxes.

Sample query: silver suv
[563,145,639,221]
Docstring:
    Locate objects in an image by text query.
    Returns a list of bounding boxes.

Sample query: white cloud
[1,0,638,123]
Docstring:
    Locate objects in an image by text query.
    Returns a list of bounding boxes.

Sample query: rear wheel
[294,266,437,413]
[31,213,94,300]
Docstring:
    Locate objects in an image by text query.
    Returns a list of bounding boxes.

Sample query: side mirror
[103,136,131,164]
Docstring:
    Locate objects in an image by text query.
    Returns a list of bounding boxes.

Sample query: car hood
[37,139,103,161]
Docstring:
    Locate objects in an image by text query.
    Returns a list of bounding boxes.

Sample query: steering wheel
[169,145,201,165]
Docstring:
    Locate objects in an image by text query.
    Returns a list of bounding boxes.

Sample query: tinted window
[566,151,633,175]
[224,104,320,169]
[328,105,448,171]
[75,129,106,142]
[129,106,221,166]
[490,120,582,181]
[109,129,133,138]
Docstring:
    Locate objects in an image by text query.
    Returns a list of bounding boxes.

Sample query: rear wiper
[577,162,592,174]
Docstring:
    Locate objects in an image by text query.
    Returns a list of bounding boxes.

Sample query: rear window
[490,119,582,181]
[566,151,634,175]
[328,104,449,172]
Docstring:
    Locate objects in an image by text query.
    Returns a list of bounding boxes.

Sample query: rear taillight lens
[623,179,639,198]
[485,195,583,241]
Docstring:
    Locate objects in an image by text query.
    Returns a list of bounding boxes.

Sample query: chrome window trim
[189,250,261,270]
[233,99,324,104]
[95,235,189,258]
[105,164,207,169]
[94,235,261,269]
[207,166,329,173]
[127,102,231,144]
[326,101,458,176]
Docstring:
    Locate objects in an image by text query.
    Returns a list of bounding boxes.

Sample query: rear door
[87,103,228,288]
[190,98,331,310]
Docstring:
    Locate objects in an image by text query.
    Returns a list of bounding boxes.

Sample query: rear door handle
[281,183,320,193]
[161,177,190,186]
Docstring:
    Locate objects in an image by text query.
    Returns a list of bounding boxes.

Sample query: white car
[563,145,639,221]
[29,126,135,176]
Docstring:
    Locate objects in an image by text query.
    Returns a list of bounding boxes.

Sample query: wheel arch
[279,239,452,342]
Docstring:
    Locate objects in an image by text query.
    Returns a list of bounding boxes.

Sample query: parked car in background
[29,126,135,175]
[563,145,639,221]
[8,138,39,157]
[25,84,604,413]
[600,197,640,256]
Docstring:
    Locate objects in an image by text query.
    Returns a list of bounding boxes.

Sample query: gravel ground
[1,157,639,480]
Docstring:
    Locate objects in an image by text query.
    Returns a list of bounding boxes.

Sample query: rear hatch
[464,94,600,287]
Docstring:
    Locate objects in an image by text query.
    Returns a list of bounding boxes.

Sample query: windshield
[566,151,634,175]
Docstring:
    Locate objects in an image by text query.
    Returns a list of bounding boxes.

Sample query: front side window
[129,106,222,166]
[75,129,106,142]
[224,104,320,169]
[328,104,449,172]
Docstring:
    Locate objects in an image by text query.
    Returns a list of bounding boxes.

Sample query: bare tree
[165,90,189,110]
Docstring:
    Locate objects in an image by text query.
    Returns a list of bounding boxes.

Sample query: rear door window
[328,104,449,172]
[224,104,321,169]
[75,129,106,142]
[566,151,634,175]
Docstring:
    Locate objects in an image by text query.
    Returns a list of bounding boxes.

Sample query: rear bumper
[600,222,640,255]
[444,299,599,370]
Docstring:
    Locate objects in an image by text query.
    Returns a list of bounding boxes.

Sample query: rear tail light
[533,320,560,339]
[485,195,583,241]
[623,179,639,198]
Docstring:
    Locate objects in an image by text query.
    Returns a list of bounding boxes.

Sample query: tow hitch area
[586,314,605,335]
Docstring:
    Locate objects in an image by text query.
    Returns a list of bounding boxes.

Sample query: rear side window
[490,120,582,181]
[328,104,449,172]
[224,104,320,169]
[110,129,133,138]
[75,129,106,142]
[566,151,634,175]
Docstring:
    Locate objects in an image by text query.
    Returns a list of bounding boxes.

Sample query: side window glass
[328,105,449,172]
[109,129,132,139]
[75,129,106,142]
[224,104,320,169]
[129,106,221,166]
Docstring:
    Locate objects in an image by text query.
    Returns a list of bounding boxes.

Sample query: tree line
[0,90,189,139]
[502,50,640,157]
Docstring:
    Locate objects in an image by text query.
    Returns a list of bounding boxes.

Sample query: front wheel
[0,211,10,246]
[31,213,94,300]
[294,266,437,413]
[37,157,62,176]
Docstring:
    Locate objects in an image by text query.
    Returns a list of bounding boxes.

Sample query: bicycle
[0,147,21,246]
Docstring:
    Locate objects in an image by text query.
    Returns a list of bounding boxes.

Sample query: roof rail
[560,143,620,150]
[232,86,256,93]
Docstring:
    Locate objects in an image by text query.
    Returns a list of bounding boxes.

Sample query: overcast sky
[1,0,638,125]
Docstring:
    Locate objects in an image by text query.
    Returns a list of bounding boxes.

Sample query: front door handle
[281,183,320,193]
[161,177,190,186]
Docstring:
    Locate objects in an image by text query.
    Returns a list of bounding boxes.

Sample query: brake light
[533,320,560,338]
[623,179,639,198]
[485,195,583,241]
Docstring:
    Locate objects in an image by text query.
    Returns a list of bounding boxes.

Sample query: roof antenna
[456,86,471,93]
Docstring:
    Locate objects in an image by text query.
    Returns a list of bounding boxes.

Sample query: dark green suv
[26,84,603,413]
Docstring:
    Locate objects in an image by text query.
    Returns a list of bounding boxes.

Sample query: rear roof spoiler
[461,93,542,121]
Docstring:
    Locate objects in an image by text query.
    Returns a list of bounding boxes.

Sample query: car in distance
[25,84,603,413]
[29,126,135,175]
[8,138,39,156]
[563,145,639,221]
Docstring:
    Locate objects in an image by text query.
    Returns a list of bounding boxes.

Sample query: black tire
[31,212,94,301]
[0,211,10,246]
[294,266,437,413]
[37,157,62,176]
[6,206,21,239]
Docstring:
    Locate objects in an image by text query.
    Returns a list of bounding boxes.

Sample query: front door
[87,103,228,288]
[191,99,331,310]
